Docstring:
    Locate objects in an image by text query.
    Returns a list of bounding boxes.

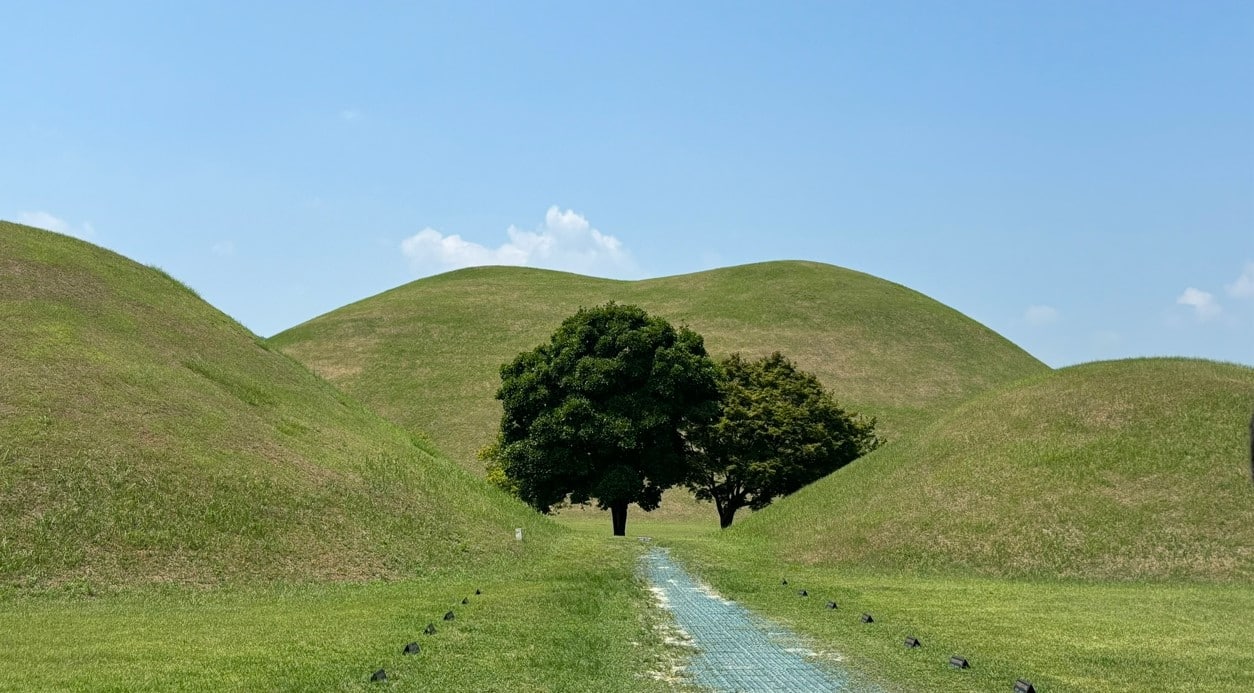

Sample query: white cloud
[211,240,235,256]
[401,228,515,267]
[1176,287,1221,321]
[340,108,362,121]
[1226,262,1254,299]
[401,206,636,277]
[1023,305,1060,326]
[16,211,95,239]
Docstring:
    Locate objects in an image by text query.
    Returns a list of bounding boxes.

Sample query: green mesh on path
[642,547,863,692]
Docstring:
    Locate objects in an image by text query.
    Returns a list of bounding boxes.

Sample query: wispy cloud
[16,211,95,239]
[211,240,235,256]
[401,206,636,277]
[340,108,362,121]
[1176,287,1221,321]
[1226,262,1254,299]
[1023,305,1060,326]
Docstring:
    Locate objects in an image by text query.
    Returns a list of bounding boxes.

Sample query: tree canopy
[685,352,881,528]
[491,302,719,535]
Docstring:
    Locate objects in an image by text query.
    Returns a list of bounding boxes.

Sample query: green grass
[271,262,1048,469]
[0,531,692,692]
[662,533,1254,692]
[0,223,555,588]
[7,223,1249,690]
[726,358,1254,582]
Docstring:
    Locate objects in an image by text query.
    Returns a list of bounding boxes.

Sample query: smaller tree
[685,352,881,528]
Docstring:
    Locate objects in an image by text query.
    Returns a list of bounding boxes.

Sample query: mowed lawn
[554,515,1254,693]
[3,513,1250,692]
[0,531,691,693]
[671,533,1254,693]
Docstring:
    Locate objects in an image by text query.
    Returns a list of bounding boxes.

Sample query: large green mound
[272,262,1047,468]
[729,358,1254,582]
[0,223,552,588]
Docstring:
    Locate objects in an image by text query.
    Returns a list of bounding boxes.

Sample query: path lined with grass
[665,534,1254,693]
[643,547,853,692]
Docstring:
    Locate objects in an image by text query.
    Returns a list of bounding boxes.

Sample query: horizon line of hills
[2,221,1251,588]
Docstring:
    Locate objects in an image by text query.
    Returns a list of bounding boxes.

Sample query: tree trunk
[611,501,628,536]
[718,503,738,529]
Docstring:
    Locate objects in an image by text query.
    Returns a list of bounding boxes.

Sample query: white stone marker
[515,527,523,541]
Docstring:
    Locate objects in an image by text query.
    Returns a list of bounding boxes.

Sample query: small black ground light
[370,669,387,682]
[403,642,421,655]
[443,610,455,621]
[860,613,874,623]
[462,597,469,605]
[798,589,808,597]
[424,623,437,635]
[949,655,970,669]
[1014,679,1036,693]
[781,578,788,585]
[825,601,838,610]
[903,636,920,648]
[475,589,482,595]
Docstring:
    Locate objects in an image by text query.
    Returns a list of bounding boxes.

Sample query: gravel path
[642,547,855,692]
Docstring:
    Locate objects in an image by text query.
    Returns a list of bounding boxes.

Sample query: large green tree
[492,302,719,536]
[685,352,881,528]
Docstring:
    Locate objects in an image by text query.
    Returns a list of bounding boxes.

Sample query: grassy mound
[728,358,1254,582]
[272,262,1047,468]
[0,223,553,589]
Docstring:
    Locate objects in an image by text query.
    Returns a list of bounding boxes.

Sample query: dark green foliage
[493,303,719,535]
[685,352,881,528]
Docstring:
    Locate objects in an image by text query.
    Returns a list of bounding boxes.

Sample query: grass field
[271,262,1047,468]
[3,512,1247,692]
[665,529,1254,693]
[0,530,692,692]
[6,223,1250,691]
[545,517,1254,693]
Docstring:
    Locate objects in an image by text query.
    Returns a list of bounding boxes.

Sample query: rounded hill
[728,358,1254,582]
[271,262,1048,467]
[0,223,552,589]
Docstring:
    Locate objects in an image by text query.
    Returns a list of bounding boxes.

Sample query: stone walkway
[641,547,857,692]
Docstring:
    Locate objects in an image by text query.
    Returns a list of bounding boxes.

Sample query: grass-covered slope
[0,223,553,589]
[272,262,1048,467]
[729,358,1254,582]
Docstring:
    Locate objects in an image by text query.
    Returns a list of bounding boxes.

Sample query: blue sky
[3,1,1251,368]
